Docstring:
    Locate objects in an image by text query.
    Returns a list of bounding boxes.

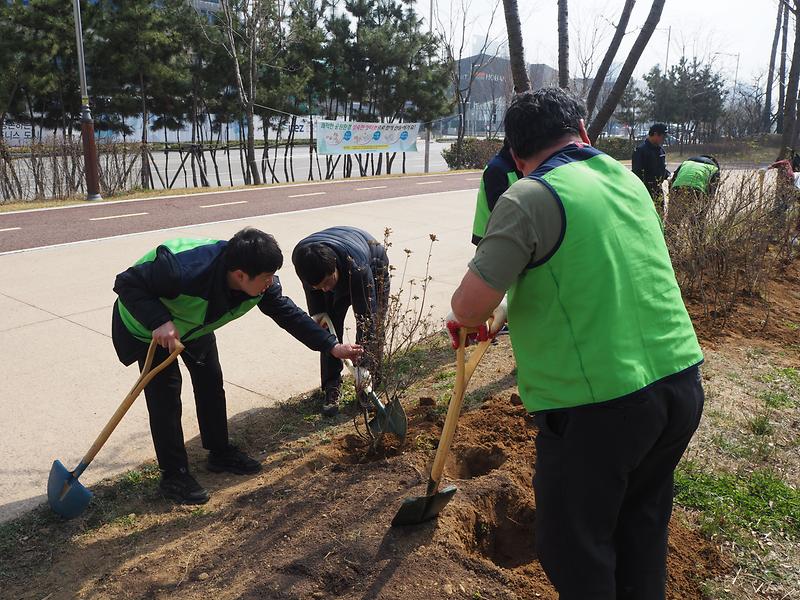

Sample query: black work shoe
[159,469,210,505]
[207,445,262,475]
[321,386,341,417]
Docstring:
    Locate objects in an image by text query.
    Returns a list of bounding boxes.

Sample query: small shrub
[749,414,773,436]
[441,137,503,170]
[664,171,797,326]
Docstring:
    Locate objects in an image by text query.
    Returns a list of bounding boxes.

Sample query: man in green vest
[670,154,720,196]
[667,155,721,225]
[471,140,522,245]
[112,227,363,505]
[448,88,704,599]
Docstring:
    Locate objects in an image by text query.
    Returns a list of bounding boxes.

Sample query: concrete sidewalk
[0,189,477,522]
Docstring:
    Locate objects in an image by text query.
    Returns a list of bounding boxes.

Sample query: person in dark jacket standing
[112,227,363,504]
[632,123,670,214]
[292,226,389,417]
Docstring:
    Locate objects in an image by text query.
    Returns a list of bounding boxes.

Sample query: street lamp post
[713,52,741,102]
[72,0,102,201]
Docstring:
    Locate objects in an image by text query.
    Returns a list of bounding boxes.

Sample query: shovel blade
[367,396,408,442]
[390,484,457,527]
[47,460,92,519]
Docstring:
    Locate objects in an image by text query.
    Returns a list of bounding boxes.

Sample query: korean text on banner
[316,121,421,155]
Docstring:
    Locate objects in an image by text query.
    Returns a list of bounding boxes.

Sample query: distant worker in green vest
[471,139,523,245]
[448,88,704,600]
[667,155,720,225]
[670,154,720,197]
[112,228,363,505]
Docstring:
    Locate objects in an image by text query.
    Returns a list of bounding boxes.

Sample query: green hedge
[594,137,637,160]
[441,137,503,170]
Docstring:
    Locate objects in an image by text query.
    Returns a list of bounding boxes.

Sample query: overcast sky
[416,0,785,87]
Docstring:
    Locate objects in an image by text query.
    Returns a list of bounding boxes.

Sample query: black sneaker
[207,445,262,475]
[159,469,210,505]
[321,386,341,417]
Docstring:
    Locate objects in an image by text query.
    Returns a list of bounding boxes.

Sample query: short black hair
[225,227,283,277]
[648,123,667,136]
[699,154,720,169]
[503,88,586,159]
[292,243,337,286]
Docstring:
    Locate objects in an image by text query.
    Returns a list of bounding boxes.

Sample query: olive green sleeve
[468,178,564,291]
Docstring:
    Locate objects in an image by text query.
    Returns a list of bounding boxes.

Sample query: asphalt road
[0,171,481,254]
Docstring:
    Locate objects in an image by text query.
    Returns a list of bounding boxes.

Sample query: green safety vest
[671,160,719,193]
[117,238,263,343]
[472,170,519,242]
[507,145,703,412]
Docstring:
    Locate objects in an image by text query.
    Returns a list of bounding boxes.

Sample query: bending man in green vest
[112,228,363,505]
[667,155,720,225]
[448,88,704,600]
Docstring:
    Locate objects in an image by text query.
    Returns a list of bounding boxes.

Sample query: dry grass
[682,344,800,599]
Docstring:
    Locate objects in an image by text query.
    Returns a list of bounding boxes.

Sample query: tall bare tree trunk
[557,0,569,88]
[503,0,530,93]
[587,0,665,142]
[778,3,790,133]
[220,0,262,186]
[764,1,784,131]
[139,72,150,190]
[778,0,800,159]
[585,0,636,118]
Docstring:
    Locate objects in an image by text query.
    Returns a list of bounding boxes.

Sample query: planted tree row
[0,0,451,200]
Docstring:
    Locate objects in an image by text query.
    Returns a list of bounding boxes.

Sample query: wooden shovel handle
[80,339,184,468]
[427,326,492,494]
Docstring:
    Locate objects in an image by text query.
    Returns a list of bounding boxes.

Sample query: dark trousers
[320,272,390,392]
[136,335,229,476]
[320,294,354,391]
[532,366,704,600]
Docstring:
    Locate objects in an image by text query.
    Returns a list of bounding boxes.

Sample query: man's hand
[311,312,327,327]
[445,311,492,349]
[331,343,364,361]
[152,320,180,353]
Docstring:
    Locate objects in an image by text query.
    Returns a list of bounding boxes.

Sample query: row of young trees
[0,0,451,190]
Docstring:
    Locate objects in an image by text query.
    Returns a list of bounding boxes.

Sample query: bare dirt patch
[0,346,726,599]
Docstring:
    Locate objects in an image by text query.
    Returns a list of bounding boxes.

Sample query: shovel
[47,339,184,519]
[391,326,492,526]
[318,313,407,442]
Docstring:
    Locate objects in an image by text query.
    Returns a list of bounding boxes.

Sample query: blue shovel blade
[47,460,93,519]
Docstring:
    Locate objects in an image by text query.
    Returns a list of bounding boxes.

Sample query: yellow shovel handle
[80,339,184,467]
[427,324,492,490]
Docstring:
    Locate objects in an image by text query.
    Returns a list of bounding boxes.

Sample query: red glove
[445,312,492,349]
